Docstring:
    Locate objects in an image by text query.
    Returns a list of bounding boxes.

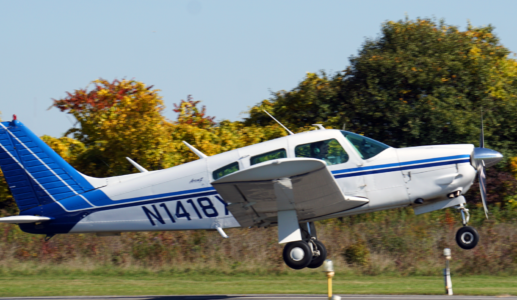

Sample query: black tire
[282,241,313,270]
[456,226,479,250]
[307,240,327,269]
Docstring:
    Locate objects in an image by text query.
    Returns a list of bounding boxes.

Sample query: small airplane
[0,114,503,269]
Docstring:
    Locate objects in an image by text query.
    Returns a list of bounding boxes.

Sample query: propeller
[477,163,489,219]
[478,113,488,218]
[473,113,502,219]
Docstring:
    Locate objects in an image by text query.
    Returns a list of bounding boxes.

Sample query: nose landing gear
[455,204,479,250]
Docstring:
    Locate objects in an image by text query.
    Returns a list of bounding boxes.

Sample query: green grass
[0,274,516,297]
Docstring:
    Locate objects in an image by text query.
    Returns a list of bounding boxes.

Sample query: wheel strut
[456,203,470,226]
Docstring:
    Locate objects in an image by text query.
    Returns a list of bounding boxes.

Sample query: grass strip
[0,275,516,297]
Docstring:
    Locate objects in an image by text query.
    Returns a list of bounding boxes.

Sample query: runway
[1,295,517,300]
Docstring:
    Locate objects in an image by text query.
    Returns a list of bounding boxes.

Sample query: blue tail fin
[0,120,94,211]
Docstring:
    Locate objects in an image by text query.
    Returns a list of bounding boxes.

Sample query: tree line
[2,17,517,213]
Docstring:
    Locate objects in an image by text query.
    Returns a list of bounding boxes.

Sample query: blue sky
[1,0,516,137]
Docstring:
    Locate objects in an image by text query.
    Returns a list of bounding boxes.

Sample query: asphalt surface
[1,295,517,300]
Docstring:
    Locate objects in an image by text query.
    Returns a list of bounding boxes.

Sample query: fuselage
[18,129,477,235]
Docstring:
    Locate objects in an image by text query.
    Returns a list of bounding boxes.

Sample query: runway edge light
[323,259,340,300]
[443,248,453,296]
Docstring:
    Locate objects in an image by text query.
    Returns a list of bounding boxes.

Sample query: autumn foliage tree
[52,79,179,176]
[173,95,215,129]
[50,79,287,177]
[0,114,16,213]
[170,96,287,163]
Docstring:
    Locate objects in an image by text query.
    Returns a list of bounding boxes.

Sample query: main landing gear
[282,222,327,270]
[455,204,479,250]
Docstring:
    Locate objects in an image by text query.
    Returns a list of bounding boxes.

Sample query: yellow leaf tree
[52,79,179,176]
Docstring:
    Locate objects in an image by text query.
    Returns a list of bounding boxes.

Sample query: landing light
[447,191,461,198]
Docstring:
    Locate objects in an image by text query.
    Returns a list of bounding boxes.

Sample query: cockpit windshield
[341,131,391,160]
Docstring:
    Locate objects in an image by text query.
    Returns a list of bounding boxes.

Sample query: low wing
[212,158,368,229]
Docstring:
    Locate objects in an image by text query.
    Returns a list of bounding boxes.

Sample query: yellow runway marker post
[323,259,339,300]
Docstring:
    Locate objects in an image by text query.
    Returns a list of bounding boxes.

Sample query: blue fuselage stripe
[90,186,217,207]
[331,155,470,175]
[97,190,219,210]
[57,186,217,211]
[334,158,470,179]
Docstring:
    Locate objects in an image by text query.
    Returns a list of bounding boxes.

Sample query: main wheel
[456,226,479,250]
[282,241,313,269]
[307,240,327,269]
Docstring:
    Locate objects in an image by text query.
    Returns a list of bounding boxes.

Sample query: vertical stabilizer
[0,120,94,211]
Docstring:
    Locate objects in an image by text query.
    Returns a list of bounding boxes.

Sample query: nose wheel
[455,204,479,250]
[456,226,479,249]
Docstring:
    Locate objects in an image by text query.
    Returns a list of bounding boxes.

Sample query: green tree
[245,72,342,131]
[246,18,517,157]
[338,18,517,152]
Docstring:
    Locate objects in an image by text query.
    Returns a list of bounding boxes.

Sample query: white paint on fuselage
[71,130,478,233]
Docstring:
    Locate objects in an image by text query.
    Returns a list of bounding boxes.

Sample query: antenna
[183,141,208,159]
[126,157,149,173]
[480,110,485,148]
[263,110,294,135]
[312,124,325,130]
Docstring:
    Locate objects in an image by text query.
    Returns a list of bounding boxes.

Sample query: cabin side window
[213,162,240,180]
[250,149,287,166]
[295,139,349,166]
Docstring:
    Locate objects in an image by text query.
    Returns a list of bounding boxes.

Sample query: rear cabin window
[250,149,287,166]
[213,162,239,180]
[295,139,349,166]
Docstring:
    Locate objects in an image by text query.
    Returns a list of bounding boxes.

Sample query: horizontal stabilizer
[0,215,52,223]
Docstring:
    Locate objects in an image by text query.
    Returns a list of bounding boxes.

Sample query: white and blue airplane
[0,116,503,269]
